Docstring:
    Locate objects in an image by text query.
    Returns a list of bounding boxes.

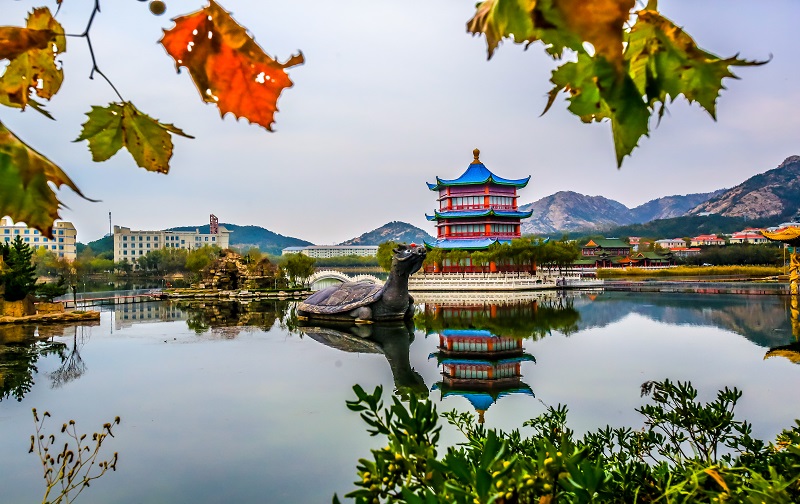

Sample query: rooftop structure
[113,215,230,265]
[281,245,379,258]
[0,217,77,261]
[424,149,532,251]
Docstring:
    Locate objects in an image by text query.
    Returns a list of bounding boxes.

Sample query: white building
[114,225,231,264]
[0,217,78,261]
[281,245,379,258]
[655,238,688,249]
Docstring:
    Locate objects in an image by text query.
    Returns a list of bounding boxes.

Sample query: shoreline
[0,310,101,325]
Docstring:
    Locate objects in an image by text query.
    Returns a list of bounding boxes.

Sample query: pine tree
[0,236,38,301]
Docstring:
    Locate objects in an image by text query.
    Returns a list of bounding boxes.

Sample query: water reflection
[299,320,427,397]
[0,323,98,402]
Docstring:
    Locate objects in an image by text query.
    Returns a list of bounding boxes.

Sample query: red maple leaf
[160,0,303,131]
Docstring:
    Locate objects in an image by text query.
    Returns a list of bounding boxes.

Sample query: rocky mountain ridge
[338,221,434,246]
[520,190,722,235]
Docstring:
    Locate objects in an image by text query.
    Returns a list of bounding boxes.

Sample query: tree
[36,275,68,302]
[0,1,762,237]
[282,253,316,287]
[0,236,37,301]
[377,241,398,272]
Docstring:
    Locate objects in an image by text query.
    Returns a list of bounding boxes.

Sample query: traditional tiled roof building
[425,149,532,251]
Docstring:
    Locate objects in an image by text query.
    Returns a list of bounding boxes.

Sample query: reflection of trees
[415,298,581,339]
[49,327,88,388]
[0,327,66,402]
[180,300,292,338]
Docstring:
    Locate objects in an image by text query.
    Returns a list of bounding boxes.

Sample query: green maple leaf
[627,8,767,120]
[0,121,89,239]
[76,102,193,174]
[546,54,649,166]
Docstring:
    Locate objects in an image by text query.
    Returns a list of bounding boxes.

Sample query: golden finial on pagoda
[471,148,481,165]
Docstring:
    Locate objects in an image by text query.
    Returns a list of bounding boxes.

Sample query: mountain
[688,156,800,219]
[520,190,722,235]
[630,190,725,223]
[168,223,312,255]
[338,221,434,246]
[519,192,633,235]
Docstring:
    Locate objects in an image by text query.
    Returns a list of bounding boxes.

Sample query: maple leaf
[554,0,634,72]
[75,102,193,174]
[0,8,65,113]
[160,0,304,131]
[627,5,767,120]
[0,27,54,61]
[0,121,88,239]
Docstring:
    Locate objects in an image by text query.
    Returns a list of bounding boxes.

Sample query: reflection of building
[114,302,187,329]
[424,149,532,256]
[1,217,78,260]
[431,328,534,423]
[113,214,230,265]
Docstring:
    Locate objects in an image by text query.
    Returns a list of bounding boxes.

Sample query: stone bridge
[308,270,384,290]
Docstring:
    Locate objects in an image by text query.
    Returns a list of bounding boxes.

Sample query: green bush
[336,379,800,503]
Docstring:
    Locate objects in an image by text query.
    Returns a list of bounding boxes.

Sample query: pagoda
[425,149,532,251]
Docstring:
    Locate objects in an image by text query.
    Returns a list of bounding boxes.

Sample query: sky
[3,0,799,244]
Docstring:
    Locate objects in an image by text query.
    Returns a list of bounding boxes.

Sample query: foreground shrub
[335,380,800,503]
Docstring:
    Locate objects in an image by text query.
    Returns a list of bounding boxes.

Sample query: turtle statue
[298,243,426,322]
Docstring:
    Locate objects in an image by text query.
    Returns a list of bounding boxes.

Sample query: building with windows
[691,234,726,246]
[113,218,230,264]
[0,217,78,261]
[281,245,378,258]
[425,149,532,251]
[655,238,688,249]
[729,229,770,245]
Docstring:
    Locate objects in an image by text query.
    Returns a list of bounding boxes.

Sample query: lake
[1,291,799,503]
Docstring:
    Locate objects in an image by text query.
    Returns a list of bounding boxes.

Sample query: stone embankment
[164,288,311,300]
[0,310,100,325]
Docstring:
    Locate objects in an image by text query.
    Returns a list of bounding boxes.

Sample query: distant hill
[630,191,725,223]
[572,214,775,242]
[519,192,632,235]
[338,221,434,246]
[78,235,113,254]
[169,223,312,255]
[520,190,722,235]
[689,156,800,219]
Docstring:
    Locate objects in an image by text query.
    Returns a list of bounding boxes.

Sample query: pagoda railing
[442,204,517,211]
[440,232,520,238]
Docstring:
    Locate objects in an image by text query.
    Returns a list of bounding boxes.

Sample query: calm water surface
[1,291,799,503]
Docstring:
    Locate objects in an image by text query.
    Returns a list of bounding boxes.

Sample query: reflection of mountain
[0,322,98,402]
[300,320,427,396]
[572,292,794,348]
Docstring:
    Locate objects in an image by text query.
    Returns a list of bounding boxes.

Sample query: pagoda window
[489,196,514,209]
[450,196,485,210]
[451,224,485,237]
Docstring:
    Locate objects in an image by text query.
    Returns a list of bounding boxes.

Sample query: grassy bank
[597,265,783,278]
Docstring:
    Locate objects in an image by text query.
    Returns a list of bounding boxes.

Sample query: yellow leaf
[0,7,65,111]
[554,0,634,72]
[704,467,730,494]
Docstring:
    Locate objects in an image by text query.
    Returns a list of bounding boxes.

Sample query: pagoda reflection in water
[420,294,546,423]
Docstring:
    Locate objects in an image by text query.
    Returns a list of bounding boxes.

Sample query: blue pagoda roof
[432,386,535,411]
[441,329,496,338]
[426,149,530,191]
[423,238,511,250]
[426,209,533,220]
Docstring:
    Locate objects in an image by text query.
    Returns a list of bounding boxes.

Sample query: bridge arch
[308,270,384,291]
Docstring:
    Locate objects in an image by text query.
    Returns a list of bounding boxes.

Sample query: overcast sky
[3,1,799,244]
